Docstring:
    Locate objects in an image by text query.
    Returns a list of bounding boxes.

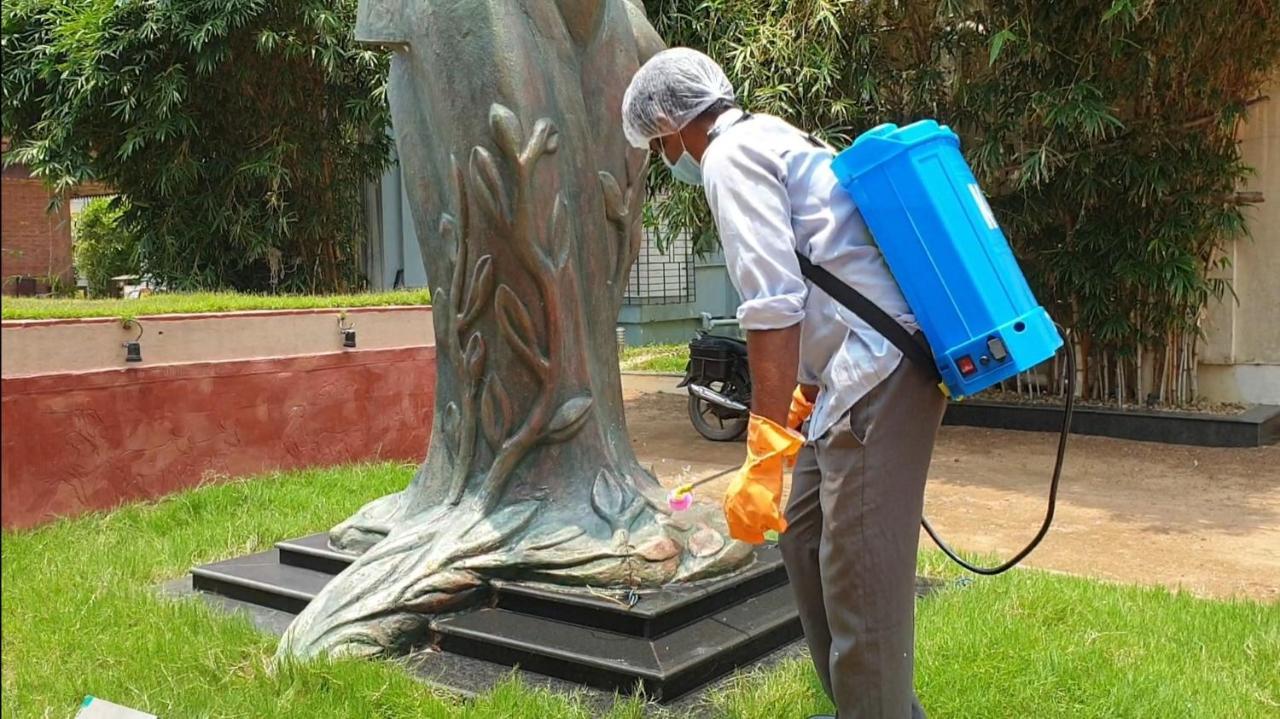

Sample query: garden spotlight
[338,314,356,348]
[122,319,144,363]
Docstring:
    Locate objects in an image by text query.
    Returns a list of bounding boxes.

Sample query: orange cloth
[724,414,805,544]
[786,385,815,430]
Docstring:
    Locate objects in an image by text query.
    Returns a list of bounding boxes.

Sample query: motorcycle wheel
[687,385,749,442]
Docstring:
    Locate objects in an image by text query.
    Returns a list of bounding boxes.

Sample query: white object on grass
[76,696,157,719]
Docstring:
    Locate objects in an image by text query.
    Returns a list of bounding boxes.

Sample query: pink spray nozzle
[667,484,695,512]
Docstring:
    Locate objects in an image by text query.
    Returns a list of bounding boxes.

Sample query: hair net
[622,48,736,149]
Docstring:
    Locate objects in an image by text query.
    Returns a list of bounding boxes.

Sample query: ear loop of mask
[661,129,704,186]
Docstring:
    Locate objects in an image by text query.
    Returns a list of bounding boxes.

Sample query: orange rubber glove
[723,414,805,544]
[786,385,815,430]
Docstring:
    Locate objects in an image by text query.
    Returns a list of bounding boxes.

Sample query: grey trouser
[779,358,947,718]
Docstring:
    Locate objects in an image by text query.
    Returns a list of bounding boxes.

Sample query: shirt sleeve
[702,140,807,331]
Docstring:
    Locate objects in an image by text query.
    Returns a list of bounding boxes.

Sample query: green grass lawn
[0,289,431,321]
[620,344,688,374]
[3,463,1276,718]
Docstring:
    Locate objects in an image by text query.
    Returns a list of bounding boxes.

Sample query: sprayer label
[968,183,999,231]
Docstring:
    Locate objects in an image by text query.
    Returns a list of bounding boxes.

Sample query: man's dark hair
[697,98,738,123]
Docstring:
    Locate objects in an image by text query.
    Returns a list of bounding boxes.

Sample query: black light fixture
[338,314,356,348]
[122,319,144,363]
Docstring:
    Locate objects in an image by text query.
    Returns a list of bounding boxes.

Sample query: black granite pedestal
[189,534,803,702]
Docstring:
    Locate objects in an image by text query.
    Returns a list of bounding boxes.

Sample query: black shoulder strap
[710,115,940,380]
[706,111,753,144]
[794,252,940,381]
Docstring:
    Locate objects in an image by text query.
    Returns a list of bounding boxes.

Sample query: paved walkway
[623,390,1280,602]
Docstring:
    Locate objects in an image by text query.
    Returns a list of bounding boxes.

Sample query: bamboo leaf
[989,28,1016,66]
[1102,0,1133,24]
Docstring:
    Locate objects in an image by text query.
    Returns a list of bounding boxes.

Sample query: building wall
[1200,80,1280,405]
[618,252,743,345]
[363,146,427,291]
[1,163,73,294]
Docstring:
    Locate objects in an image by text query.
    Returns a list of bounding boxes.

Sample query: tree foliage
[2,0,391,293]
[643,0,1280,404]
[73,197,138,297]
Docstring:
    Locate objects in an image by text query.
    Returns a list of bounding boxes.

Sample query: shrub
[642,0,1280,404]
[2,0,391,293]
[73,198,138,297]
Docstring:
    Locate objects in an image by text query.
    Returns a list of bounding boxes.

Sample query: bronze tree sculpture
[278,0,753,660]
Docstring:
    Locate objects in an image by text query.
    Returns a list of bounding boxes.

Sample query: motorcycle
[678,330,752,441]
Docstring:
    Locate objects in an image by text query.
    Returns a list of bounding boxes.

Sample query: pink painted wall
[2,333,436,529]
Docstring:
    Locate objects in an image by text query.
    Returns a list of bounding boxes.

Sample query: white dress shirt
[701,109,918,440]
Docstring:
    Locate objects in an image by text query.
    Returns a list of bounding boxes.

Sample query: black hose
[921,334,1076,575]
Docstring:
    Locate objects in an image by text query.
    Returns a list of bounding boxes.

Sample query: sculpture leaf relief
[463,333,486,382]
[546,395,594,444]
[598,171,624,222]
[470,146,510,230]
[547,194,571,269]
[461,254,495,328]
[479,374,513,450]
[489,104,524,163]
[442,401,461,450]
[496,284,546,372]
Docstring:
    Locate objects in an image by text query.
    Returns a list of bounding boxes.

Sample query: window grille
[623,226,695,305]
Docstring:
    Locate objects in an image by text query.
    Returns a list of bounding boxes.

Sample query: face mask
[661,133,703,186]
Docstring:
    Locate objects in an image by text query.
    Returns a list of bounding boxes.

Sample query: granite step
[276,533,354,576]
[430,581,802,701]
[190,549,331,615]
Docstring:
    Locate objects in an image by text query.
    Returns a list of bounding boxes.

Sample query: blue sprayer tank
[830,120,1063,399]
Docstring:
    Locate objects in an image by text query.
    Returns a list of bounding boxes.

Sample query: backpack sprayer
[669,119,1074,576]
[822,119,1074,575]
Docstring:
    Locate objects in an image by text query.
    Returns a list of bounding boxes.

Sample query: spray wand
[666,465,784,542]
[666,465,738,512]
